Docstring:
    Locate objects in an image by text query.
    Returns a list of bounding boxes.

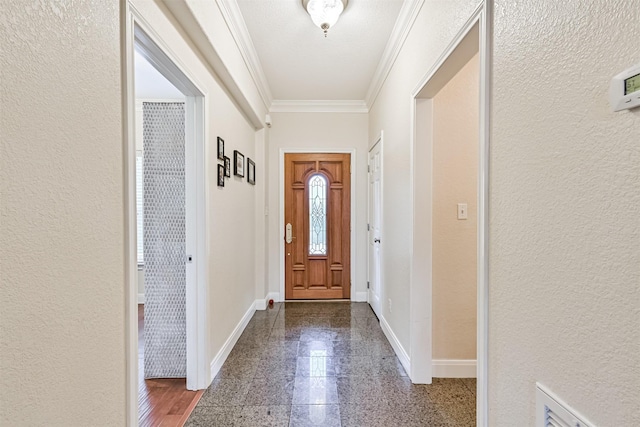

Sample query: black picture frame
[247,158,255,185]
[217,164,225,187]
[217,137,225,161]
[224,156,231,177]
[234,150,244,177]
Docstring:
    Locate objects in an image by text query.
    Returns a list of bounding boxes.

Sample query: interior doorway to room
[284,153,351,300]
[134,41,194,425]
[126,20,208,426]
[367,138,383,318]
[430,52,479,376]
[410,11,489,422]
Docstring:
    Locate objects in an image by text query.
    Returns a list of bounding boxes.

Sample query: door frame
[409,2,491,425]
[279,149,357,301]
[124,4,210,425]
[367,133,384,317]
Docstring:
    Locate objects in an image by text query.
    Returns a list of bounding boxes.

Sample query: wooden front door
[284,153,351,299]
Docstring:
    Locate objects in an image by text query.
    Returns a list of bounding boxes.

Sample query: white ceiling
[134,50,184,100]
[236,0,404,102]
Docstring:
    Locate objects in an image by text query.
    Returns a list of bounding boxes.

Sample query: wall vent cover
[536,383,595,427]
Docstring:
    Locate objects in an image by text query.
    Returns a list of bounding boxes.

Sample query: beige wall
[266,112,369,300]
[490,0,640,424]
[0,1,125,425]
[432,54,478,361]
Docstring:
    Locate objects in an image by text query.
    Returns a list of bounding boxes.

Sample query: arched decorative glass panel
[309,174,327,255]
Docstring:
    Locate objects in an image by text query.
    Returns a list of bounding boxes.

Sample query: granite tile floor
[186,302,475,427]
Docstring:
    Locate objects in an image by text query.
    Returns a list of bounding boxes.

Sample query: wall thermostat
[610,62,640,111]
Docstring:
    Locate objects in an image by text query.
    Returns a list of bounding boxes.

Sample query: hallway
[186,302,475,426]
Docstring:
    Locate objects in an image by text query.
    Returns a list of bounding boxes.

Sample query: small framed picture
[217,164,225,187]
[217,137,225,161]
[224,156,231,177]
[234,150,244,177]
[247,158,255,185]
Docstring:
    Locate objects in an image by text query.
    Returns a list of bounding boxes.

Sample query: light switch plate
[457,203,468,220]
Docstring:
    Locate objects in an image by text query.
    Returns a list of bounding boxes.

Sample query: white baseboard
[255,292,280,310]
[209,302,256,380]
[379,315,411,375]
[432,359,477,378]
[354,291,368,302]
[268,292,280,303]
[255,298,266,310]
[137,293,145,304]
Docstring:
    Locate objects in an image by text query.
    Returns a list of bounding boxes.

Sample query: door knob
[374,238,381,243]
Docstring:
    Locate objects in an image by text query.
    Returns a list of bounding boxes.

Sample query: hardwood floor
[138,304,203,427]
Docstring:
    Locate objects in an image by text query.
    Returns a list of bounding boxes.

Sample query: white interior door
[368,141,382,318]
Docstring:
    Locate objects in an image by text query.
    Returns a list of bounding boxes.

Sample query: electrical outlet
[388,299,392,313]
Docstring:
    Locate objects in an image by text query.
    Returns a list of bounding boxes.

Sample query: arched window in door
[309,174,327,255]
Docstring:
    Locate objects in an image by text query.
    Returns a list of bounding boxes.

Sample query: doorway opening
[134,47,193,425]
[125,10,209,425]
[409,3,491,424]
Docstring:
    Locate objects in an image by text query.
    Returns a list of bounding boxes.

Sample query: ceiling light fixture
[302,0,348,37]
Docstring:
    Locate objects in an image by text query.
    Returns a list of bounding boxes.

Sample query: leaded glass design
[309,174,327,255]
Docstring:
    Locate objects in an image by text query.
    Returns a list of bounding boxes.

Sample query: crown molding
[270,100,368,113]
[365,0,425,110]
[216,0,273,110]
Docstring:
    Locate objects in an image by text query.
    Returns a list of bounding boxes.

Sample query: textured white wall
[432,54,478,361]
[368,0,481,353]
[266,113,369,300]
[490,0,640,424]
[0,1,125,425]
[131,0,259,369]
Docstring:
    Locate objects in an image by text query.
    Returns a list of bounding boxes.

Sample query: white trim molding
[476,3,491,425]
[379,316,410,375]
[215,0,273,109]
[270,100,368,114]
[255,292,281,310]
[354,292,368,302]
[432,359,477,378]
[138,293,145,304]
[255,298,267,311]
[266,292,281,304]
[365,0,425,109]
[265,292,282,303]
[210,302,256,380]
